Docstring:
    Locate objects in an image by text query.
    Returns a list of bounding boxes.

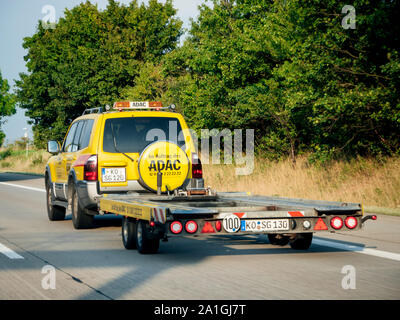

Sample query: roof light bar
[113,101,163,110]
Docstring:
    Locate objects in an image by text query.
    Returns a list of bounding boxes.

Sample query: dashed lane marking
[0,182,45,193]
[0,243,24,259]
[313,238,400,262]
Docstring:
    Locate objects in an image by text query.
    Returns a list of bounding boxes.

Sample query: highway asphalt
[0,172,399,300]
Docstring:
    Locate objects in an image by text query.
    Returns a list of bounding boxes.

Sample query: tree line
[12,0,400,161]
[0,71,16,146]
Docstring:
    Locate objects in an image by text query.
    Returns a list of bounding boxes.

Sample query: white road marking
[0,243,24,259]
[313,238,400,262]
[0,182,45,193]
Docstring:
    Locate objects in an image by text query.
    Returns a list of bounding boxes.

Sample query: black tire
[268,234,289,246]
[71,186,94,229]
[46,179,66,221]
[136,220,159,254]
[122,217,137,249]
[289,233,313,250]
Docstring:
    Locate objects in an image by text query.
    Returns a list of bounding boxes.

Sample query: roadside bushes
[0,149,11,160]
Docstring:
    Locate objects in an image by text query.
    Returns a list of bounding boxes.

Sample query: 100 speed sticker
[222,214,241,233]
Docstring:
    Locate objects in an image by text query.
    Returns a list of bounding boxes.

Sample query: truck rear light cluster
[191,153,202,179]
[330,216,343,230]
[84,155,98,181]
[185,221,198,234]
[170,221,200,234]
[344,216,358,229]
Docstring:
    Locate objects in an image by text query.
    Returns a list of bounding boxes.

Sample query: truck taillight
[170,221,183,234]
[344,216,358,229]
[330,216,343,230]
[185,220,198,234]
[84,155,98,181]
[192,153,202,179]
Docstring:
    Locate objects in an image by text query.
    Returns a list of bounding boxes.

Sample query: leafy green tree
[164,0,400,160]
[16,0,182,148]
[121,62,167,101]
[0,71,16,147]
[16,0,400,159]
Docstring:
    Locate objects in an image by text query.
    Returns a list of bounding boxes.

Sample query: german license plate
[240,219,289,232]
[101,168,126,183]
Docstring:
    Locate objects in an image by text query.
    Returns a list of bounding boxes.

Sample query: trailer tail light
[330,216,343,230]
[84,155,98,181]
[201,222,215,233]
[185,221,198,234]
[344,216,358,229]
[314,218,328,230]
[170,221,183,234]
[215,220,222,232]
[303,220,311,229]
[191,153,202,179]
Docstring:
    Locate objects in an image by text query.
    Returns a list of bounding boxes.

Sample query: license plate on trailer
[240,219,290,232]
[101,168,126,183]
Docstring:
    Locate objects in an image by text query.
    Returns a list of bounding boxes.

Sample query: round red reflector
[215,221,222,232]
[330,216,343,230]
[185,220,198,234]
[344,216,358,229]
[150,221,155,227]
[170,221,183,234]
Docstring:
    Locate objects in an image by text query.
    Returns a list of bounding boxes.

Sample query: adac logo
[138,141,189,192]
[148,159,181,172]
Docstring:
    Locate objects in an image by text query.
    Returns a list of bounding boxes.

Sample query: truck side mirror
[47,140,60,154]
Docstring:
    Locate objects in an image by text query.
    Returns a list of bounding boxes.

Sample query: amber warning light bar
[113,101,164,111]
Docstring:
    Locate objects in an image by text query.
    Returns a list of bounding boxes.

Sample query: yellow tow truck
[45,101,377,254]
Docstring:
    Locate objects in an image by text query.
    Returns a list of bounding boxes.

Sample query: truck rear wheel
[136,220,159,254]
[71,186,94,229]
[289,233,313,250]
[46,180,66,221]
[122,217,137,249]
[268,234,289,246]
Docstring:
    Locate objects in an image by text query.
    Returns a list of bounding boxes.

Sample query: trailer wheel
[136,220,159,254]
[122,217,137,249]
[46,179,66,221]
[267,234,289,246]
[71,186,94,229]
[289,233,313,250]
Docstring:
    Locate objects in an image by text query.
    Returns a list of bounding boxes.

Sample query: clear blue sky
[0,0,206,145]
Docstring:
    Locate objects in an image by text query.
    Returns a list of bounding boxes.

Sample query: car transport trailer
[97,188,377,254]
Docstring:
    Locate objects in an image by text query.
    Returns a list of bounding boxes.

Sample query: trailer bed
[96,191,378,253]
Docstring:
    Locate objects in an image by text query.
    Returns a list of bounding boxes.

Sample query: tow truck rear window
[103,117,185,153]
